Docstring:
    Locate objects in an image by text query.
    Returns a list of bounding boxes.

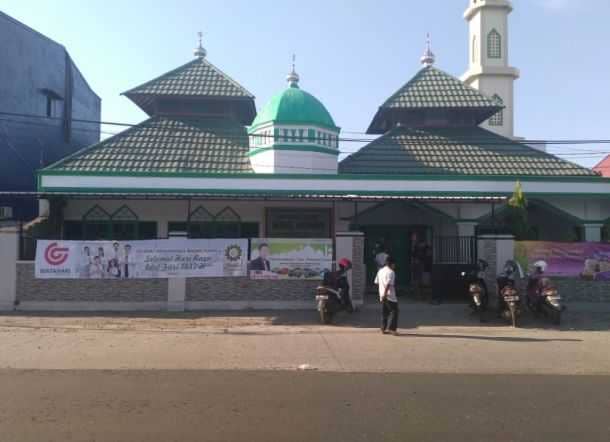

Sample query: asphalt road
[1,370,609,442]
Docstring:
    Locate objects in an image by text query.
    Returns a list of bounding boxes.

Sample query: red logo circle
[44,242,69,266]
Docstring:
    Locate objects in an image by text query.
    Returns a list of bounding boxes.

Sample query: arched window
[487,29,502,59]
[111,205,139,241]
[489,94,504,126]
[83,205,112,240]
[472,36,478,63]
[215,207,242,238]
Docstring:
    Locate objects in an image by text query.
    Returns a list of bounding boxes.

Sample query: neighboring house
[0,10,100,221]
[593,155,610,177]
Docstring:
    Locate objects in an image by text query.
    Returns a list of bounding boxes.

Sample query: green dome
[250,85,338,131]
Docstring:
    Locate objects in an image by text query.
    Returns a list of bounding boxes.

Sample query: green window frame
[72,204,157,240]
[83,205,112,240]
[487,29,501,59]
[176,205,256,239]
[308,128,315,142]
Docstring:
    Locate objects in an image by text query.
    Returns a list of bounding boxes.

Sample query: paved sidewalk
[0,304,608,374]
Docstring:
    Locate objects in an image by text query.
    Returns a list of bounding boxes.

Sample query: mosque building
[19,0,610,309]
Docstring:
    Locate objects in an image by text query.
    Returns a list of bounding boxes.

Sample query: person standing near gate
[375,256,399,335]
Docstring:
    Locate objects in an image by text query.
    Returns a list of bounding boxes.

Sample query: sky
[2,0,610,167]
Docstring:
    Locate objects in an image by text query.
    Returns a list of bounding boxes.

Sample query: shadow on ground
[1,300,607,334]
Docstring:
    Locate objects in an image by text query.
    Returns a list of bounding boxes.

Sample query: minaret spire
[286,54,300,88]
[420,33,435,67]
[193,31,207,58]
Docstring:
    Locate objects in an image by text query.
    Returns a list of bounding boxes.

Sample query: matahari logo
[44,242,69,266]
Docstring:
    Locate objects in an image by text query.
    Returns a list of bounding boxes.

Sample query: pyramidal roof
[382,66,499,110]
[124,57,254,99]
[340,126,597,178]
[44,116,253,174]
[122,56,256,121]
[367,66,502,133]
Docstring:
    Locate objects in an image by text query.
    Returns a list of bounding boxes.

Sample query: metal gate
[433,236,478,265]
[432,236,478,301]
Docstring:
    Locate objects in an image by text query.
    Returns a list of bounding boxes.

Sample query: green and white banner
[35,239,248,279]
[248,238,333,280]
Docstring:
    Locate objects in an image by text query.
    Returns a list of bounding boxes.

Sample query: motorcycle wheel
[320,309,333,325]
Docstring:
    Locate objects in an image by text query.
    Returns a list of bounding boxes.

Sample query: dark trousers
[382,299,399,331]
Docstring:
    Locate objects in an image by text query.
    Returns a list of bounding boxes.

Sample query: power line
[2,110,610,148]
[1,115,607,159]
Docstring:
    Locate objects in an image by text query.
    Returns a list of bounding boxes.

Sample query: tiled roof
[340,126,598,177]
[381,66,500,110]
[44,117,253,174]
[123,57,254,99]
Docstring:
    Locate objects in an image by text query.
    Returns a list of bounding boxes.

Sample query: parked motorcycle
[461,259,489,322]
[315,258,353,324]
[497,260,523,328]
[526,260,564,325]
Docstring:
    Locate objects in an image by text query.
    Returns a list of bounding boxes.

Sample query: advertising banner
[248,238,333,280]
[35,239,248,279]
[515,241,610,280]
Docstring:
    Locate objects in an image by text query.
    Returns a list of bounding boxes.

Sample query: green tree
[504,181,530,239]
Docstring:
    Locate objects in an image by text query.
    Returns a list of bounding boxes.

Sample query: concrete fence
[0,230,366,312]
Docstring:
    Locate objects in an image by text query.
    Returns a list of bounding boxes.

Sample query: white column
[166,233,186,311]
[457,221,478,237]
[38,199,50,218]
[0,227,19,310]
[336,231,365,306]
[583,224,603,243]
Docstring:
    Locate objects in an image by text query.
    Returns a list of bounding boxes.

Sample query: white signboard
[248,238,333,280]
[35,239,248,279]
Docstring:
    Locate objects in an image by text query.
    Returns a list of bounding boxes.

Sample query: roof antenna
[286,54,300,88]
[420,33,435,67]
[194,31,207,58]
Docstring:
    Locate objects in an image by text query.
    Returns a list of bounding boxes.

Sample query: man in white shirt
[375,256,399,335]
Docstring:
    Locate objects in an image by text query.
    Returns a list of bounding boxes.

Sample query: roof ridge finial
[194,31,207,59]
[420,33,435,67]
[286,54,300,88]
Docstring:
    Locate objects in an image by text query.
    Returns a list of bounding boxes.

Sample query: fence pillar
[0,227,19,311]
[336,231,365,306]
[166,233,186,311]
[167,278,186,312]
[583,224,603,243]
[477,234,515,295]
[457,221,478,237]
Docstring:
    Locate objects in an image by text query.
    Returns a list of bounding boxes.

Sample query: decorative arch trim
[215,206,241,222]
[189,206,214,222]
[83,205,111,221]
[111,205,138,221]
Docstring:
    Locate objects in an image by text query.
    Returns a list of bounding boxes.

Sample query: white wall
[250,150,338,174]
[0,228,18,310]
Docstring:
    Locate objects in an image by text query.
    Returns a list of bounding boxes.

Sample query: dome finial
[286,54,300,88]
[194,31,207,58]
[420,33,435,67]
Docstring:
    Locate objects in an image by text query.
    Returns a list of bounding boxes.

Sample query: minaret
[461,0,520,138]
